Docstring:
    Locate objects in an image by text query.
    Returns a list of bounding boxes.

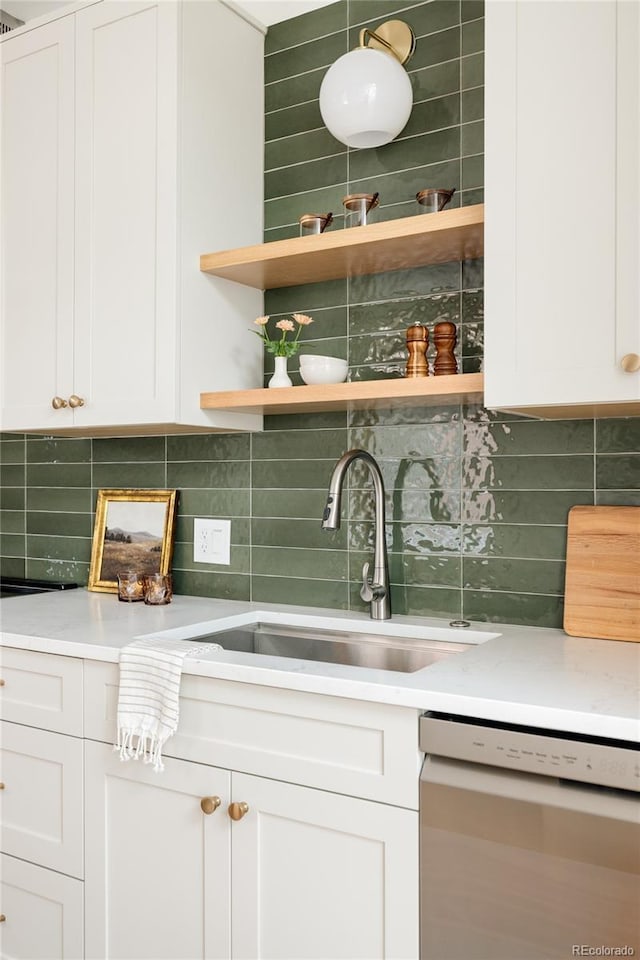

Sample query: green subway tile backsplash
[1,0,638,631]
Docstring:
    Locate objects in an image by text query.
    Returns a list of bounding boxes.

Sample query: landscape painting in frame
[88,489,178,593]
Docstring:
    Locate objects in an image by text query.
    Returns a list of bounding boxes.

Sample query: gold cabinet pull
[0,783,5,790]
[621,353,640,373]
[51,396,68,409]
[228,801,249,821]
[0,915,5,922]
[68,394,85,408]
[200,796,221,815]
[0,679,5,687]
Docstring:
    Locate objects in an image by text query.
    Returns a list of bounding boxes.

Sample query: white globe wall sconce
[319,20,416,150]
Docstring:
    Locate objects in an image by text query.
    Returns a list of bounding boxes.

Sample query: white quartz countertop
[1,589,639,741]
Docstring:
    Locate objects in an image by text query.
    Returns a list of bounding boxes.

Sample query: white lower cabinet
[0,853,84,960]
[84,742,418,960]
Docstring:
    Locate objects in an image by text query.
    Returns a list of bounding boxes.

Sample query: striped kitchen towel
[115,636,219,772]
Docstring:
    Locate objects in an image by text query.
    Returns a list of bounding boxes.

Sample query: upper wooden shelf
[200,204,484,290]
[201,373,484,416]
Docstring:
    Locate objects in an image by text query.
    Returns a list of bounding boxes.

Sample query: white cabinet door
[0,854,83,960]
[485,0,640,415]
[0,722,83,879]
[74,0,177,428]
[0,17,75,431]
[231,772,419,960]
[84,741,231,960]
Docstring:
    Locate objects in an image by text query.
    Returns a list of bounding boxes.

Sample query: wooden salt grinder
[405,323,429,377]
[433,321,458,376]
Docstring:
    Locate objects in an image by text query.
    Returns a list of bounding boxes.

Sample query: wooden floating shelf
[201,373,484,416]
[200,204,484,290]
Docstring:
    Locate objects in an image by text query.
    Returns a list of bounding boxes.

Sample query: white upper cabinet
[485,0,640,418]
[0,0,264,435]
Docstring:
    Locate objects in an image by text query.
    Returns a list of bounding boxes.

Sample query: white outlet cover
[193,518,231,565]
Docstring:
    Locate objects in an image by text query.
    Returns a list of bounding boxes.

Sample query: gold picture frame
[88,489,178,593]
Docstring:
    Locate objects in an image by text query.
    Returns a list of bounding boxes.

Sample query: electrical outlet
[193,518,231,565]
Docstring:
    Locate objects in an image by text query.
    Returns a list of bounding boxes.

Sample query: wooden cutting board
[564,505,640,642]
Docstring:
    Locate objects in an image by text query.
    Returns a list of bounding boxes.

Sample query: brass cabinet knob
[228,801,249,821]
[0,914,5,922]
[68,394,85,408]
[51,396,68,409]
[0,679,5,687]
[0,783,5,790]
[621,353,640,373]
[200,796,221,815]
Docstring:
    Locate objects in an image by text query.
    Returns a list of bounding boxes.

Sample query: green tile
[463,454,594,490]
[0,557,25,578]
[462,120,483,156]
[166,461,249,489]
[26,512,91,537]
[172,542,250,575]
[463,490,593,525]
[349,0,421,26]
[265,128,345,170]
[462,258,483,288]
[252,488,327,519]
[252,427,347,461]
[1,440,26,464]
[462,51,483,90]
[265,99,324,142]
[264,409,347,432]
[596,454,640,489]
[26,534,91,563]
[252,458,340,489]
[267,153,348,201]
[172,570,250,602]
[252,517,347,550]
[349,580,461,619]
[265,183,348,231]
[264,224,299,242]
[462,153,483,188]
[462,1,484,22]
[464,420,594,457]
[460,187,483,206]
[265,31,347,85]
[463,591,563,629]
[350,0,459,50]
[461,289,483,322]
[0,511,24,535]
[595,490,640,506]
[349,154,460,207]
[350,551,461,588]
[27,487,92,512]
[252,575,349,610]
[92,437,165,462]
[410,60,460,103]
[269,306,348,343]
[350,294,460,336]
[349,261,461,304]
[0,433,25,441]
[265,279,347,314]
[348,332,405,367]
[349,487,460,523]
[408,25,460,73]
[462,17,483,56]
[26,558,89,584]
[0,532,25,556]
[349,402,462,428]
[463,523,568,561]
[350,421,461,459]
[26,463,90,488]
[0,488,25,510]
[252,545,348,580]
[349,519,461,554]
[177,489,250,517]
[266,67,326,113]
[349,362,405,381]
[92,462,166,489]
[595,417,640,453]
[26,438,91,464]
[266,1,346,55]
[167,434,249,462]
[349,127,460,184]
[462,87,484,123]
[463,557,565,595]
[0,463,24,487]
[461,322,483,357]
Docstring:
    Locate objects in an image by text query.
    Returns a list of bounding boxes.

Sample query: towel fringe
[115,727,166,772]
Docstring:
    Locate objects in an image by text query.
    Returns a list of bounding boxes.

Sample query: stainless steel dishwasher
[419,712,640,960]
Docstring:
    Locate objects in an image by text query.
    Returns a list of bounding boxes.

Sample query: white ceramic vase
[268,355,293,389]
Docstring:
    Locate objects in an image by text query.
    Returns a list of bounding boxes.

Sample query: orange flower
[292,313,313,326]
[275,318,295,332]
[254,315,270,325]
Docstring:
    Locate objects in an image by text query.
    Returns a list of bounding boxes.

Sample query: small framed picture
[88,489,178,593]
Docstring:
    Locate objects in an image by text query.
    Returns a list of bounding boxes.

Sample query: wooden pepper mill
[433,321,458,376]
[405,323,429,377]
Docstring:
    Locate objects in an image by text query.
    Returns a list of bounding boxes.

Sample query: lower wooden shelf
[200,373,484,416]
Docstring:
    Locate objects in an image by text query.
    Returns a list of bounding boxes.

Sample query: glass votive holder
[342,192,379,228]
[117,570,145,602]
[299,212,333,236]
[416,187,456,214]
[143,573,173,606]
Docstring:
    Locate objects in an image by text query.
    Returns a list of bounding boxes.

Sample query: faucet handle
[360,562,386,603]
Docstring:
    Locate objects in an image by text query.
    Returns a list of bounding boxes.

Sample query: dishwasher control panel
[420,713,640,793]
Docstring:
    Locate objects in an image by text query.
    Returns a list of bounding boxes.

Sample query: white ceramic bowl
[299,354,348,385]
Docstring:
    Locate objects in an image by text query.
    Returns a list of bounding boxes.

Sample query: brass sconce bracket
[358,20,416,66]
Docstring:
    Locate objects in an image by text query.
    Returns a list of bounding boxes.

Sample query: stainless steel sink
[188,622,474,673]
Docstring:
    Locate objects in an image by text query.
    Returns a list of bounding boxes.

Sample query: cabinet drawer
[0,721,84,878]
[0,648,83,736]
[84,660,420,809]
[0,854,83,960]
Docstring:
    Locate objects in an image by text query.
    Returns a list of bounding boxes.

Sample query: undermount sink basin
[186,621,476,674]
